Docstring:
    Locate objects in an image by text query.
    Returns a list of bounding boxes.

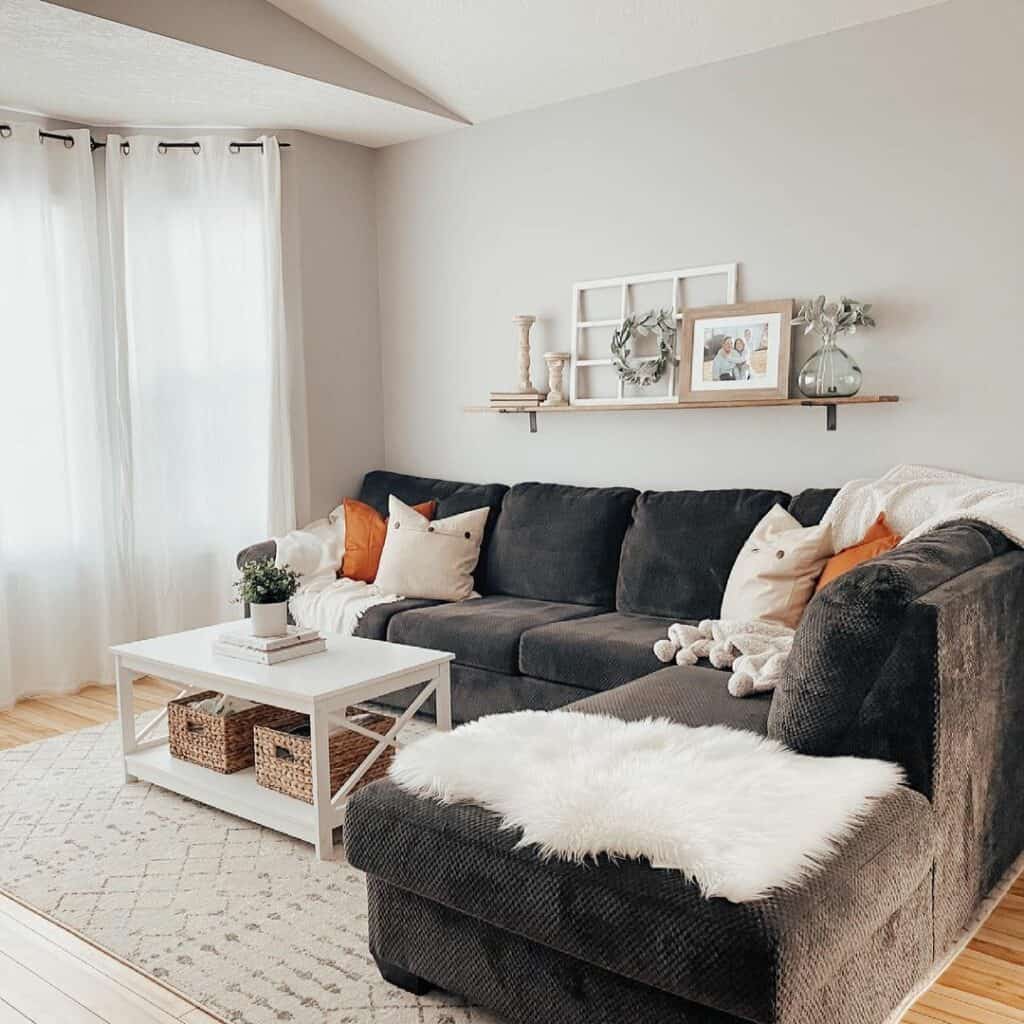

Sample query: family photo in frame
[678,300,793,403]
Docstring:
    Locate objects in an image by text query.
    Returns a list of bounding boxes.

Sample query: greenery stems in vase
[793,296,875,398]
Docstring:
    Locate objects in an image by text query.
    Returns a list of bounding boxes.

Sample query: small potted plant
[234,559,300,637]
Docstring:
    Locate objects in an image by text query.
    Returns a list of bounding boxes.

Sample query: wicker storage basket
[168,691,304,774]
[254,712,396,804]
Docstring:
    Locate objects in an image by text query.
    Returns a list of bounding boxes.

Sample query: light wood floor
[0,684,1022,1024]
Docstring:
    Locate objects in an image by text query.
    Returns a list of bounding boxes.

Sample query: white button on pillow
[721,504,834,628]
[374,495,490,602]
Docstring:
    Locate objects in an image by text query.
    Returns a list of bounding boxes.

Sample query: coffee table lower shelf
[126,744,332,845]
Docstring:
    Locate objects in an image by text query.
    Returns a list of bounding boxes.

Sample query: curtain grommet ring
[191,142,201,155]
[229,142,241,154]
[0,125,12,139]
[121,141,130,155]
[63,136,75,149]
[157,142,167,154]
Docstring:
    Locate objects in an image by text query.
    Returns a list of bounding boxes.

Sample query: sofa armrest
[769,521,1014,796]
[236,539,277,571]
[922,549,1024,947]
[770,524,1024,950]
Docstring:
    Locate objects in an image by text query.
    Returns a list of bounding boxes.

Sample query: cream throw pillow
[374,495,490,601]
[721,504,833,628]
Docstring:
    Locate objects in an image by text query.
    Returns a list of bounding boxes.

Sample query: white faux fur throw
[825,464,1024,551]
[653,619,794,697]
[390,711,905,902]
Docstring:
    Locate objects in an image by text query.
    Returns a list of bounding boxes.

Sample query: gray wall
[279,129,384,520]
[374,0,1023,493]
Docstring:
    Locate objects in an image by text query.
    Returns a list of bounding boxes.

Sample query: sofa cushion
[371,664,591,724]
[484,482,638,606]
[519,611,676,692]
[787,488,839,527]
[769,520,1014,795]
[387,595,602,675]
[357,470,508,590]
[352,598,444,641]
[616,488,791,620]
[572,664,775,733]
[347,778,933,1024]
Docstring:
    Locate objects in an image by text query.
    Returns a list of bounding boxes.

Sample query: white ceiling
[267,0,946,123]
[0,0,460,146]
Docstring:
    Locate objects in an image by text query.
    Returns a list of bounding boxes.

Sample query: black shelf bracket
[799,400,839,431]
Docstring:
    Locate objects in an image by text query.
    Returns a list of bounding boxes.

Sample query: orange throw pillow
[341,498,437,583]
[815,512,901,593]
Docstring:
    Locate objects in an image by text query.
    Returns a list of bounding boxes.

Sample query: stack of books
[213,626,326,665]
[489,391,543,409]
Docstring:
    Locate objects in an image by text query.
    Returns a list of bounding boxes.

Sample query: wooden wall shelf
[464,395,899,433]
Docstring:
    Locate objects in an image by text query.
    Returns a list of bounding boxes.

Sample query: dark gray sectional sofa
[239,469,1024,1024]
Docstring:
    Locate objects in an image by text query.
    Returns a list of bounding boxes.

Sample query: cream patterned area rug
[0,714,502,1024]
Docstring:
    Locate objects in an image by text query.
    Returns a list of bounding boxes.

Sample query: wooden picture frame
[678,300,793,404]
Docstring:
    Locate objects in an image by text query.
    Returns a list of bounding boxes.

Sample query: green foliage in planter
[234,558,300,605]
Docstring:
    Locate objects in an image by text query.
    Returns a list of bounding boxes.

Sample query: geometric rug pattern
[0,714,503,1024]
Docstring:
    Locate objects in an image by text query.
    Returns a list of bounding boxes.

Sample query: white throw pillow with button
[721,504,833,628]
[374,495,490,601]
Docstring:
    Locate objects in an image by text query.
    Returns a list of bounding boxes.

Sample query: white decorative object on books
[570,263,737,406]
[512,314,539,394]
[251,601,289,637]
[543,351,571,406]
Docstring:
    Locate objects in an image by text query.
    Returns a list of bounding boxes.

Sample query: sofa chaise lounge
[240,469,1024,1024]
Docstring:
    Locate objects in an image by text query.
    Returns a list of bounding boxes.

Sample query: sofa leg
[374,955,433,995]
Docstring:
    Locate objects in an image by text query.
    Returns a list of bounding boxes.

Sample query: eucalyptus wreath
[610,309,678,387]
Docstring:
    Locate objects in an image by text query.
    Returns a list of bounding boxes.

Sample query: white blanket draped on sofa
[825,464,1024,551]
[273,513,402,636]
[390,710,905,903]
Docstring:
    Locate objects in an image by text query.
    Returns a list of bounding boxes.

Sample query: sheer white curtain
[105,135,298,638]
[0,126,133,707]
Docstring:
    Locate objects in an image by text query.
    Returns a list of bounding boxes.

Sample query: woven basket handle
[274,745,296,762]
[186,721,206,734]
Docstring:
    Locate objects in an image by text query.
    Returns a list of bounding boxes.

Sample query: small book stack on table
[213,626,326,665]
[489,391,543,408]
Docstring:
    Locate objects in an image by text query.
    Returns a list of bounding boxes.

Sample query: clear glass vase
[797,338,862,398]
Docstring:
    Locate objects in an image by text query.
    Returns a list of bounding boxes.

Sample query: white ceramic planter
[251,600,288,638]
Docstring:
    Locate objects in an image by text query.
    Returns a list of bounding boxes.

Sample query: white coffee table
[110,623,453,860]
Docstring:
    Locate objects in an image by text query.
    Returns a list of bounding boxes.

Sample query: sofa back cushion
[787,488,839,526]
[485,482,638,606]
[616,488,790,620]
[768,520,1013,795]
[357,471,508,590]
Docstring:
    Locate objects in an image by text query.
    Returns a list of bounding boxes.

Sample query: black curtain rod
[0,126,292,153]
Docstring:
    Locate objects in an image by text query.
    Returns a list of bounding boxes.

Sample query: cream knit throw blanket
[653,619,793,697]
[825,463,1024,550]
